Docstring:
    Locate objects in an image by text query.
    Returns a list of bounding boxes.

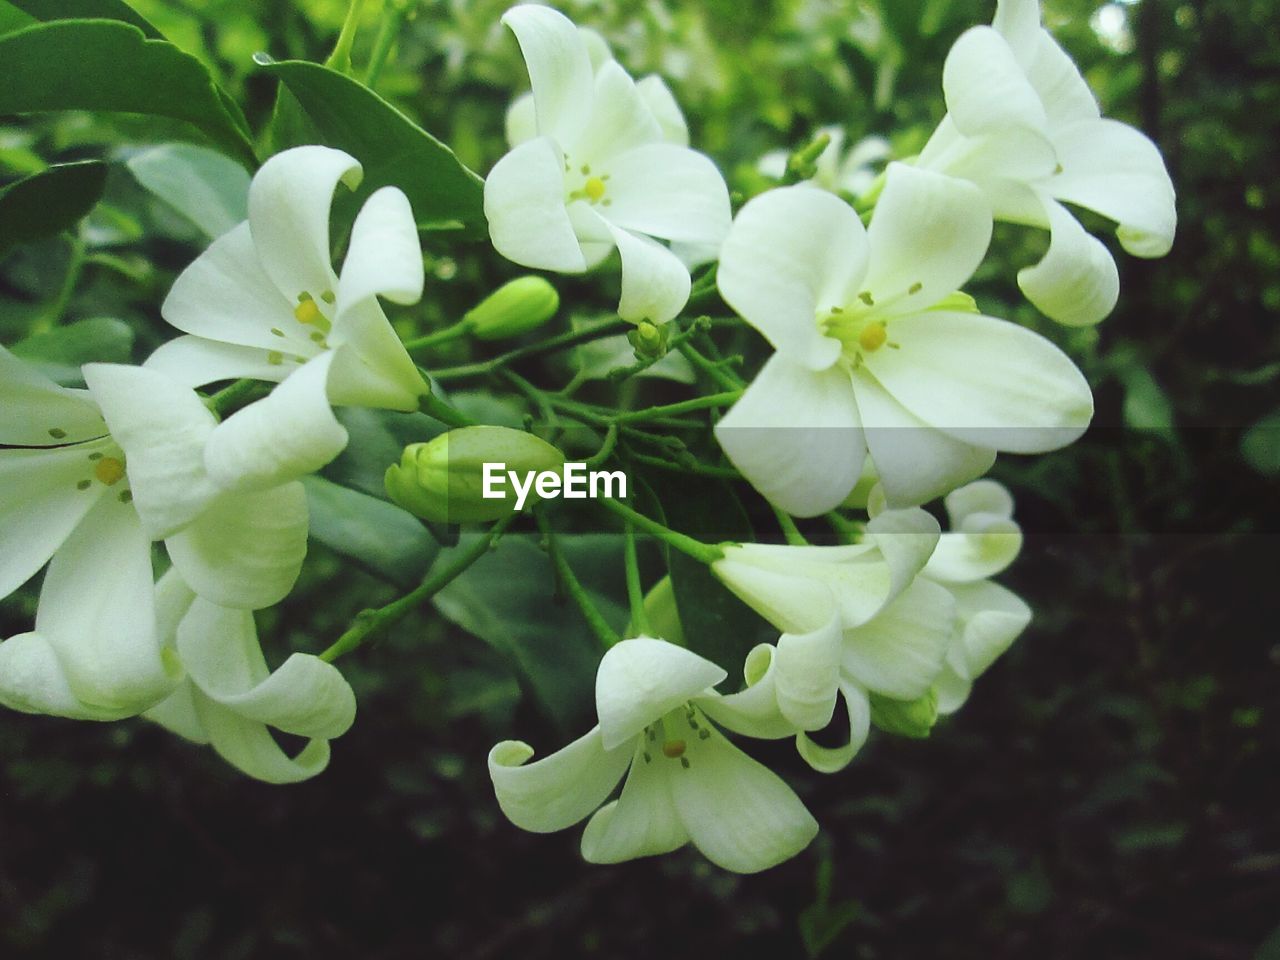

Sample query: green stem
[584,423,619,468]
[606,316,710,384]
[207,378,262,418]
[825,511,864,544]
[34,235,86,333]
[419,390,476,427]
[403,317,474,354]
[535,508,620,650]
[500,368,559,430]
[623,520,650,637]
[319,512,517,662]
[772,505,809,546]
[598,497,723,565]
[677,341,743,391]
[431,319,632,381]
[364,0,411,89]
[325,0,368,73]
[612,390,741,424]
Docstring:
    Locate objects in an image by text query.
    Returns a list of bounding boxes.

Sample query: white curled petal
[581,740,688,864]
[636,75,689,146]
[159,221,301,352]
[715,353,865,518]
[1018,200,1120,326]
[600,143,732,246]
[145,336,295,389]
[863,507,943,605]
[325,310,426,412]
[144,680,210,743]
[247,146,359,301]
[942,27,1047,137]
[1025,31,1099,124]
[485,136,587,272]
[668,726,818,873]
[203,352,348,492]
[598,219,691,324]
[947,479,1014,524]
[0,444,111,598]
[194,693,333,784]
[336,186,424,310]
[165,481,308,610]
[505,91,538,147]
[489,726,632,833]
[851,369,996,510]
[842,578,955,700]
[864,163,992,314]
[712,546,845,637]
[926,528,1022,583]
[0,632,130,720]
[918,118,1058,195]
[82,364,220,539]
[699,645,803,740]
[717,186,863,370]
[796,680,871,773]
[772,616,843,731]
[595,637,726,749]
[574,60,663,164]
[501,4,595,146]
[951,580,1032,678]
[1050,119,1176,258]
[862,311,1094,452]
[0,346,107,445]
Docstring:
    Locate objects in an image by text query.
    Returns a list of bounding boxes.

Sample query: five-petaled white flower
[714,164,1095,515]
[0,352,307,720]
[148,145,429,492]
[484,4,732,325]
[489,636,817,873]
[916,0,1176,326]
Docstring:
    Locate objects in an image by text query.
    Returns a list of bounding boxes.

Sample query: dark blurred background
[2,0,1278,956]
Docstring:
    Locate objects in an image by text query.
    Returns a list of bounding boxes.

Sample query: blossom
[145,572,357,784]
[920,480,1032,714]
[484,4,732,324]
[0,352,307,720]
[489,636,817,873]
[714,164,1094,515]
[147,145,428,491]
[758,127,890,199]
[916,0,1176,326]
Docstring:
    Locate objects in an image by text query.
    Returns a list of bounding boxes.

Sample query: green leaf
[302,475,439,589]
[1120,366,1176,438]
[0,160,106,256]
[5,0,161,36]
[325,407,446,502]
[1241,408,1280,476]
[10,317,134,383]
[0,20,255,166]
[126,143,249,239]
[0,2,36,35]
[254,56,486,237]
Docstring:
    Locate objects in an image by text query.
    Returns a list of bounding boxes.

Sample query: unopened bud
[385,426,565,523]
[465,277,559,340]
[627,320,669,361]
[869,688,938,739]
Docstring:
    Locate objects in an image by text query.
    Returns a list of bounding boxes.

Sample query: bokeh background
[2,0,1278,956]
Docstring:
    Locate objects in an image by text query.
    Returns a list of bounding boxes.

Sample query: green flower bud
[385,426,565,524]
[869,688,939,739]
[627,320,669,361]
[465,277,559,340]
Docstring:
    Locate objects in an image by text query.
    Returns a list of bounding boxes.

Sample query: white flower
[714,164,1094,515]
[920,480,1032,714]
[147,145,428,492]
[709,508,955,771]
[488,637,817,873]
[145,572,357,784]
[758,127,890,198]
[484,4,731,324]
[0,352,307,720]
[916,0,1176,326]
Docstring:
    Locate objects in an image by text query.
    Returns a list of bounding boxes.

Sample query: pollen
[858,322,888,352]
[294,298,323,326]
[661,739,687,759]
[94,456,126,486]
[584,176,607,202]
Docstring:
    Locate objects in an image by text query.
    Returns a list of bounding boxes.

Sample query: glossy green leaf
[126,143,249,239]
[5,0,161,36]
[255,56,486,237]
[302,475,439,589]
[0,2,36,34]
[0,20,255,166]
[9,317,134,383]
[0,160,107,257]
[1241,408,1280,476]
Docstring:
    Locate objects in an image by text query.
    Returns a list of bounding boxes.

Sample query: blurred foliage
[2,0,1278,957]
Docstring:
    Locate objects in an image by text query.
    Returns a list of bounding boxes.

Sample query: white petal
[951,580,1031,675]
[203,352,347,491]
[247,145,359,302]
[851,368,996,509]
[597,143,731,246]
[714,353,865,518]
[717,185,864,370]
[1018,199,1120,326]
[505,91,538,147]
[82,363,221,539]
[668,725,818,873]
[0,632,131,720]
[489,726,632,832]
[573,60,663,165]
[796,680,871,773]
[917,117,1058,193]
[485,136,587,272]
[926,529,1022,584]
[992,0,1042,59]
[864,163,992,314]
[863,508,944,606]
[771,617,843,730]
[946,478,1014,525]
[0,346,107,445]
[1025,31,1099,125]
[1050,119,1176,258]
[501,4,595,147]
[595,637,726,749]
[0,444,110,598]
[636,75,689,146]
[144,679,210,743]
[841,578,955,699]
[862,310,1094,452]
[581,739,688,864]
[145,335,295,388]
[942,27,1047,137]
[193,692,333,783]
[712,546,843,636]
[165,481,308,610]
[700,645,806,740]
[597,219,691,324]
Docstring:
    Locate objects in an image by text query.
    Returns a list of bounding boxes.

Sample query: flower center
[566,162,611,206]
[93,456,125,486]
[642,706,713,770]
[584,176,607,202]
[818,282,925,367]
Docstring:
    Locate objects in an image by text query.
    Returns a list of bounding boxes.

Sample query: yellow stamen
[294,298,322,326]
[858,322,888,352]
[584,176,607,202]
[94,457,125,486]
[661,739,687,759]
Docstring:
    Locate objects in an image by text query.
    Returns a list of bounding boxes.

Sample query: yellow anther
[858,322,888,352]
[661,739,687,759]
[294,298,322,326]
[94,457,125,486]
[584,176,607,202]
